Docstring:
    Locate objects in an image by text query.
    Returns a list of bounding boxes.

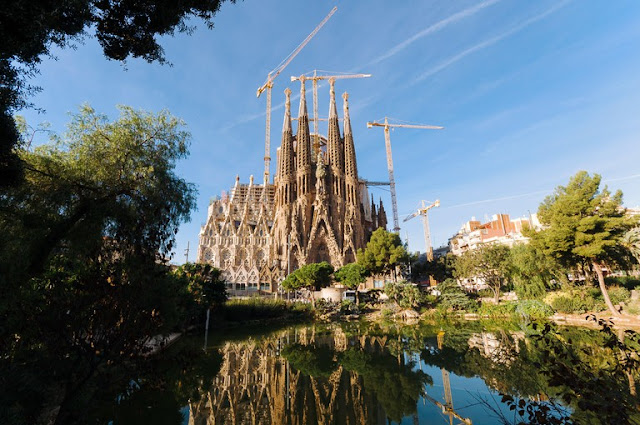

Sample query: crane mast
[405,199,440,261]
[292,71,371,154]
[256,6,337,186]
[367,117,443,232]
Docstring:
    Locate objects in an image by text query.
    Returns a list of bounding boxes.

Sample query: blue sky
[20,0,640,260]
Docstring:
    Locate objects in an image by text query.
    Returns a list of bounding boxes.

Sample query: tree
[334,263,366,303]
[357,228,408,281]
[532,171,636,316]
[509,243,557,300]
[384,281,422,309]
[411,253,455,283]
[281,262,334,307]
[1,0,233,186]
[437,278,476,311]
[173,262,227,324]
[0,105,196,424]
[621,227,640,265]
[454,244,511,303]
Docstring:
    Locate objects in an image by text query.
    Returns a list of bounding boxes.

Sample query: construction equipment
[292,71,371,153]
[256,6,337,186]
[404,200,440,261]
[366,117,443,232]
[359,178,390,187]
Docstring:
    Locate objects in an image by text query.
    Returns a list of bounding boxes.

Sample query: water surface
[101,320,640,425]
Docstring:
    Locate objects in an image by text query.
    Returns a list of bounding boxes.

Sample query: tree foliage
[334,263,366,289]
[0,105,197,424]
[531,171,637,315]
[410,253,455,283]
[281,261,334,292]
[173,262,227,308]
[357,228,408,278]
[437,278,477,311]
[509,243,558,300]
[1,0,233,185]
[454,244,511,303]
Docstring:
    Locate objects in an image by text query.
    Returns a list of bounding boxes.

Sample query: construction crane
[291,71,371,153]
[256,6,337,186]
[359,178,390,187]
[366,117,443,232]
[404,200,440,261]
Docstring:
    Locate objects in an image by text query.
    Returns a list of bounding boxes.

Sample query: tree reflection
[420,319,640,425]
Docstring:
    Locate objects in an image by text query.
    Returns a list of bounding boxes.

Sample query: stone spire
[296,77,312,197]
[378,198,388,230]
[327,78,344,200]
[343,92,358,206]
[277,88,295,206]
[371,194,377,226]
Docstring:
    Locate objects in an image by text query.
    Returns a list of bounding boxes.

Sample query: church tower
[198,84,388,292]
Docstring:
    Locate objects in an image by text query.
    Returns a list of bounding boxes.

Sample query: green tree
[0,105,196,424]
[410,253,455,284]
[281,262,334,307]
[357,228,408,281]
[509,243,557,300]
[173,262,227,324]
[621,227,640,265]
[384,281,422,309]
[437,278,476,311]
[334,263,366,303]
[454,244,511,303]
[532,171,636,316]
[1,0,233,186]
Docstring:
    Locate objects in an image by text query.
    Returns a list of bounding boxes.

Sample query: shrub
[605,276,640,290]
[222,298,312,321]
[608,286,631,305]
[438,279,477,311]
[549,291,605,314]
[384,281,422,309]
[478,301,518,317]
[515,300,554,319]
[550,296,575,314]
[340,299,357,314]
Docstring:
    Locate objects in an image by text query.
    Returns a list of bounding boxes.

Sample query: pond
[96,319,640,425]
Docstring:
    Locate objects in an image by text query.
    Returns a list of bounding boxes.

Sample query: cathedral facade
[197,79,387,293]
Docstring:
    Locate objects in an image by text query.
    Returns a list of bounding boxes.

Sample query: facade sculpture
[197,80,387,293]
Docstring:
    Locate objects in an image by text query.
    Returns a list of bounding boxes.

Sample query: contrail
[433,172,640,211]
[413,0,571,84]
[442,189,551,210]
[367,0,502,66]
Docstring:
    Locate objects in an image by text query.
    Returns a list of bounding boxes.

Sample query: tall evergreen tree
[532,171,636,316]
[357,228,408,281]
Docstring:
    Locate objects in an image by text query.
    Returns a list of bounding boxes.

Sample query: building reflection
[187,326,422,425]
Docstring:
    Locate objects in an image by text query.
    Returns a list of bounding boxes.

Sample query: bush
[550,296,575,314]
[605,276,640,290]
[608,286,631,305]
[549,291,605,314]
[437,279,477,311]
[515,300,554,319]
[478,301,518,317]
[384,281,422,309]
[340,299,357,314]
[222,298,312,321]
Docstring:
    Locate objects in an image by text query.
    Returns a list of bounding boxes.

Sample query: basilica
[197,79,387,293]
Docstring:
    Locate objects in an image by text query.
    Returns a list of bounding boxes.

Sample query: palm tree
[621,227,640,264]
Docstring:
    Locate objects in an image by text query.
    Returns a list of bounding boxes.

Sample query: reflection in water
[88,320,640,425]
[188,326,431,424]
